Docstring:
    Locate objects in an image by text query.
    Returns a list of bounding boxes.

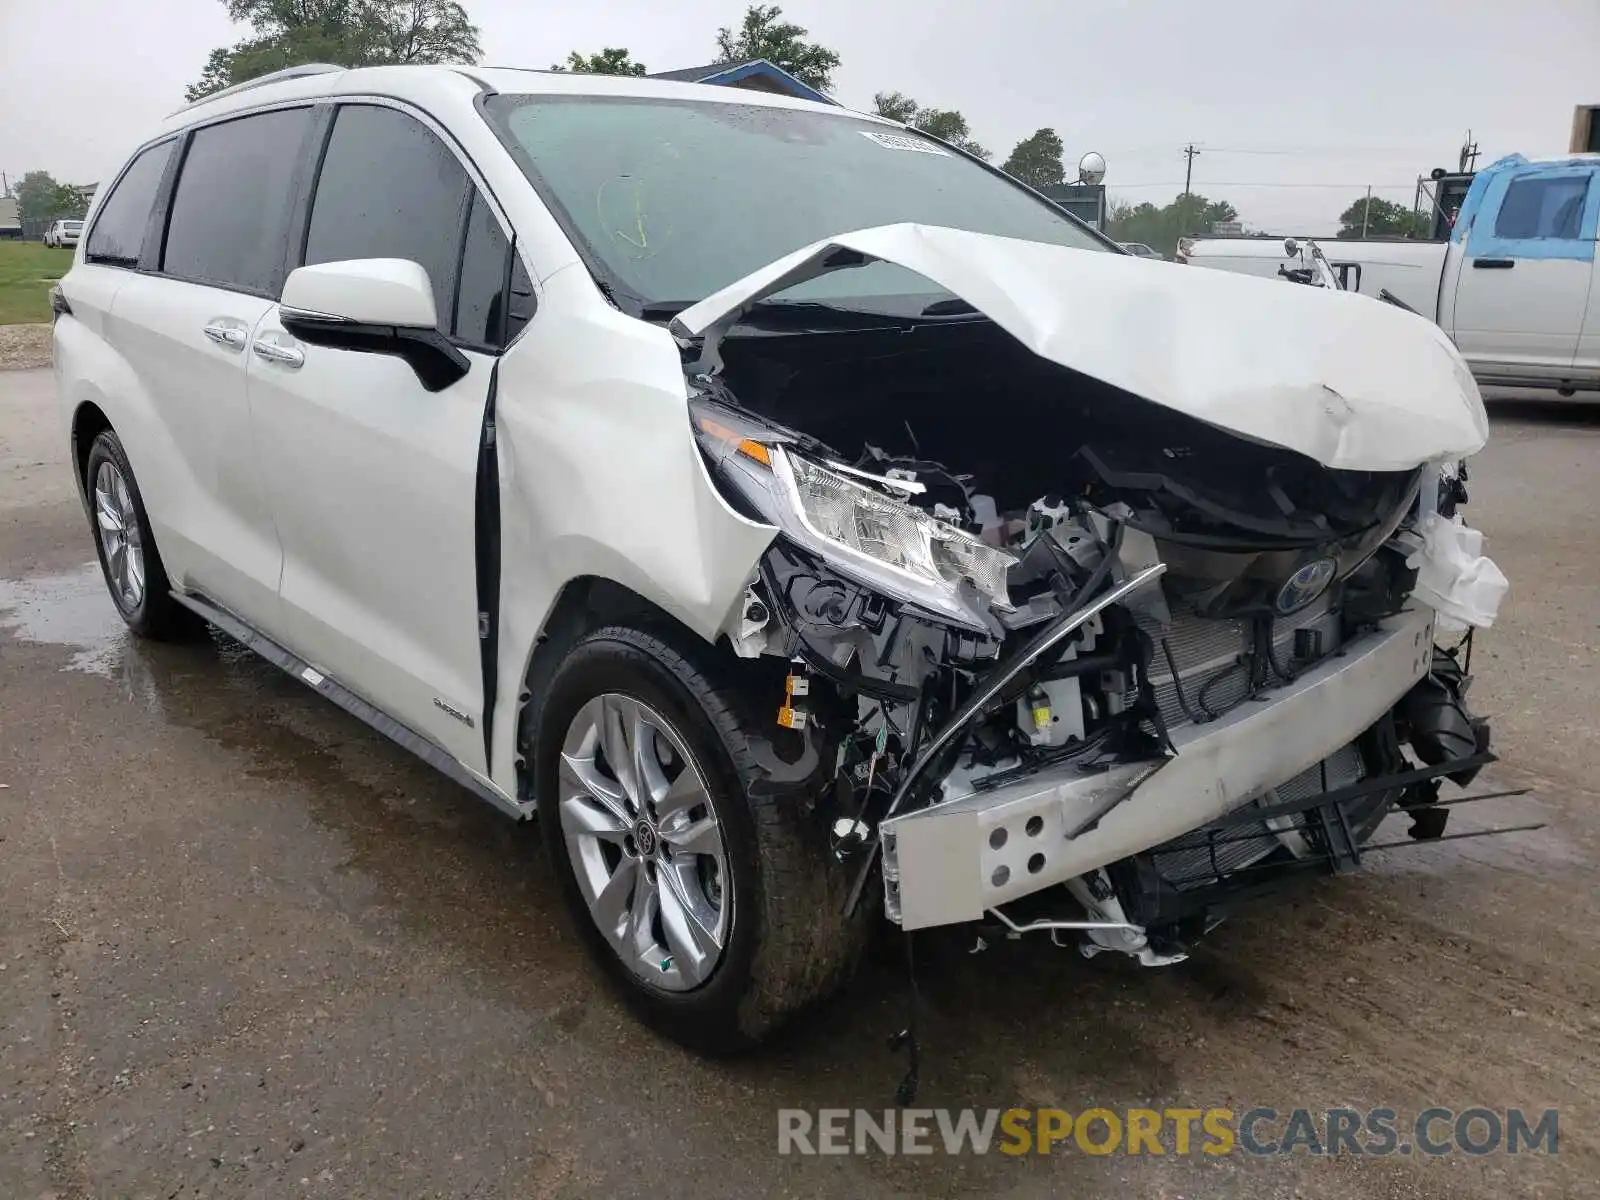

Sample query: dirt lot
[2,364,1597,1198]
[0,324,53,372]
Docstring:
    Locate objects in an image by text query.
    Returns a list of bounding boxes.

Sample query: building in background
[1571,106,1600,154]
[648,59,833,106]
[0,197,21,240]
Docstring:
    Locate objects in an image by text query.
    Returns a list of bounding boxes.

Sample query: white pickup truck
[1180,153,1600,394]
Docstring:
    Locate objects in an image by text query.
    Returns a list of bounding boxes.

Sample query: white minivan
[55,63,1504,1053]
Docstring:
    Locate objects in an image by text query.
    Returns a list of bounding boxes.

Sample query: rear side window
[305,104,469,322]
[1495,175,1590,240]
[163,108,311,294]
[85,141,175,265]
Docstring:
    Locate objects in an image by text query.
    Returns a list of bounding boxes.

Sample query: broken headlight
[691,398,1014,630]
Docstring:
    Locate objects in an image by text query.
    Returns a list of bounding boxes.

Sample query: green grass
[0,240,74,324]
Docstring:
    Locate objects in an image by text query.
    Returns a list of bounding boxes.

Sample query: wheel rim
[558,693,731,992]
[93,460,145,613]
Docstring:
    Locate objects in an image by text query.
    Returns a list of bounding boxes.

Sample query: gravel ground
[0,325,53,372]
[2,366,1596,1199]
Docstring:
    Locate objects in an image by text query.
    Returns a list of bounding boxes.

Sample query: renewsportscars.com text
[776,1106,1559,1157]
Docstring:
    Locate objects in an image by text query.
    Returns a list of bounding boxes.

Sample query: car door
[101,106,315,630]
[1450,164,1599,375]
[246,101,529,773]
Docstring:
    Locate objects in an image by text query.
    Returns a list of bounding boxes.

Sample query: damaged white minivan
[55,64,1510,1054]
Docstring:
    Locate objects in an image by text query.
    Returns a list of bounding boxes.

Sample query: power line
[1111,180,1418,189]
[1194,146,1442,157]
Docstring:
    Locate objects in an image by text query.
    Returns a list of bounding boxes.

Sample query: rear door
[1450,165,1599,374]
[98,106,315,629]
[247,101,531,772]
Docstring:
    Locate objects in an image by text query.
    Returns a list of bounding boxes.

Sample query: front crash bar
[843,563,1169,915]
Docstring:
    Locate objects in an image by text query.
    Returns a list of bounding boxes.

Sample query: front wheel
[532,624,868,1052]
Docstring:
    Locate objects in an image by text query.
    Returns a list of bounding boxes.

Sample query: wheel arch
[70,399,114,499]
[512,574,725,802]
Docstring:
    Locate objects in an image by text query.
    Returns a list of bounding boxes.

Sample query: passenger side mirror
[278,258,470,392]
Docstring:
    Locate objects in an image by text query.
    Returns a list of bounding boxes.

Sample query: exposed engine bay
[685,307,1512,966]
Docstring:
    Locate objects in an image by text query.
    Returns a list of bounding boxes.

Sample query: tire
[83,430,196,639]
[532,623,869,1053]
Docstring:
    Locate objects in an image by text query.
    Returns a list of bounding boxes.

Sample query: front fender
[486,266,777,791]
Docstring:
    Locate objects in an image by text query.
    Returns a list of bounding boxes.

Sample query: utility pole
[1361,185,1372,238]
[1181,144,1200,233]
[1458,129,1480,174]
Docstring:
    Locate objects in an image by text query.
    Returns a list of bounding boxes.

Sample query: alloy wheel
[93,460,145,612]
[557,693,731,991]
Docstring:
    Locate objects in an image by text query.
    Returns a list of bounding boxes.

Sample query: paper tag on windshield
[860,130,950,156]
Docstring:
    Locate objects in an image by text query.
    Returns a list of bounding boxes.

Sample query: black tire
[532,623,869,1053]
[83,430,196,640]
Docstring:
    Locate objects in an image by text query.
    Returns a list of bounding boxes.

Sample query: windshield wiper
[918,297,979,317]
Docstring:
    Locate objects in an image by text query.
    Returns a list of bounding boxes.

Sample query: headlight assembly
[692,398,1014,630]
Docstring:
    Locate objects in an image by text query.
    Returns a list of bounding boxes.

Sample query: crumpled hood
[671,223,1489,472]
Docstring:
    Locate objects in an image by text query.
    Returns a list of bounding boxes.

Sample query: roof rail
[173,63,345,114]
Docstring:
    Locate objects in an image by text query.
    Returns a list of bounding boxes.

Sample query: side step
[171,591,535,821]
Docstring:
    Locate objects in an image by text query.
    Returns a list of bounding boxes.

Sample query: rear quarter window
[85,141,176,265]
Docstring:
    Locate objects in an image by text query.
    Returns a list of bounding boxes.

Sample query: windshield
[486,95,1109,312]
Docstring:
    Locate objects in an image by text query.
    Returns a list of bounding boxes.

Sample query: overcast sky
[3,0,1597,232]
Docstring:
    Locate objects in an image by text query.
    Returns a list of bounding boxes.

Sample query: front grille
[1151,742,1366,889]
[1133,596,1341,730]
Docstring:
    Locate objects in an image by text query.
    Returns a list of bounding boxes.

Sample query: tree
[1336,195,1429,239]
[16,171,88,228]
[552,48,647,75]
[1106,193,1239,256]
[870,91,990,159]
[715,4,840,91]
[186,0,481,102]
[1001,128,1065,190]
[871,90,918,124]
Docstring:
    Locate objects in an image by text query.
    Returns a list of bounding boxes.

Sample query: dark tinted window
[162,108,312,293]
[86,141,175,265]
[453,190,510,345]
[305,105,468,323]
[1495,175,1590,240]
[506,254,534,343]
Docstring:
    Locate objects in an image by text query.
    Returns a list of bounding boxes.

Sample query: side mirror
[279,258,469,392]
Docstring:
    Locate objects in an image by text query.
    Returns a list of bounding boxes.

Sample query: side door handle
[1472,258,1515,269]
[251,332,305,369]
[202,319,249,350]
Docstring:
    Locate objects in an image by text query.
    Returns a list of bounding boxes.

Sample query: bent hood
[671,223,1489,472]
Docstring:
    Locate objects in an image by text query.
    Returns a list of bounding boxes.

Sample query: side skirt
[171,590,536,821]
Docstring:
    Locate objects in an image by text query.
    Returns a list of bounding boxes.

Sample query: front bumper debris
[881,606,1436,930]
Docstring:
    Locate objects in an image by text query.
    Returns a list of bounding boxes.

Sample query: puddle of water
[0,561,130,676]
